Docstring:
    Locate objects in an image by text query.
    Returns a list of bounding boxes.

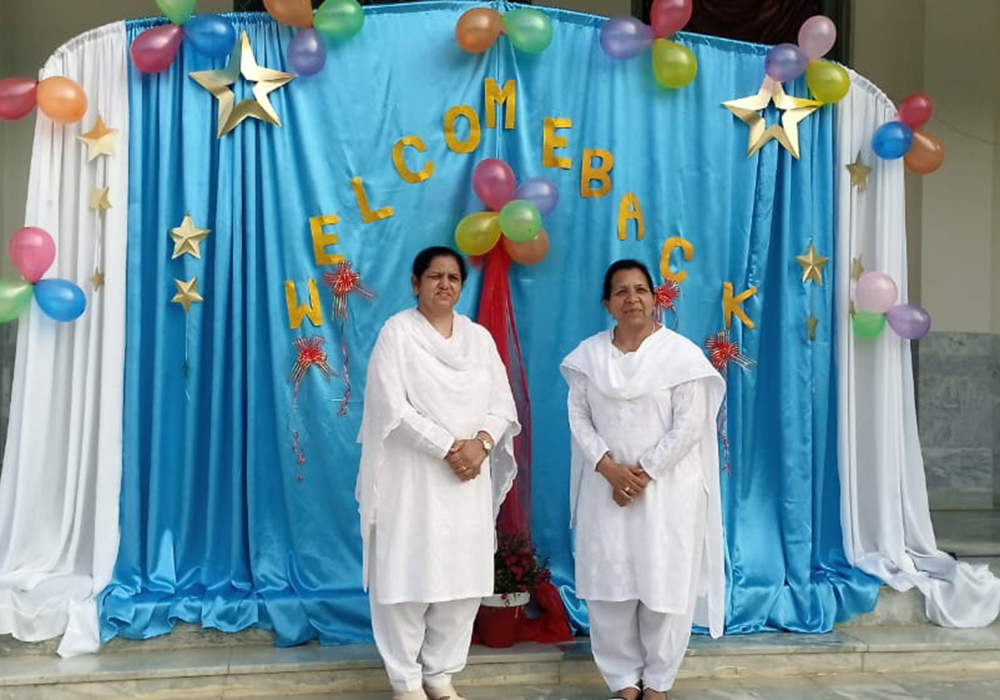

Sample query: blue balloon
[764,43,808,82]
[183,14,237,59]
[514,177,560,216]
[872,121,914,160]
[34,279,86,322]
[599,16,655,61]
[288,28,327,76]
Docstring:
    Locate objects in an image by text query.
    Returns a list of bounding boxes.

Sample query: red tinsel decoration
[289,335,334,479]
[322,261,375,320]
[654,280,680,313]
[705,330,753,372]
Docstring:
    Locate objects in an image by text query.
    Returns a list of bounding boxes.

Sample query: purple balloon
[887,303,931,340]
[473,159,516,212]
[514,177,560,216]
[764,43,808,82]
[288,28,327,76]
[131,24,183,74]
[600,16,655,60]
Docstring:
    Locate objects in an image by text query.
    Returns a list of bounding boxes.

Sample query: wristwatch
[478,435,494,453]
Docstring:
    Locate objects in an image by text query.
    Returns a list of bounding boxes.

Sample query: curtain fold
[835,70,1000,627]
[0,21,130,657]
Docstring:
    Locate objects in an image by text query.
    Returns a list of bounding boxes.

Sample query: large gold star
[796,241,828,285]
[722,77,822,159]
[172,278,204,313]
[78,115,117,161]
[170,214,211,259]
[846,151,872,191]
[90,186,112,213]
[189,32,295,138]
[806,312,818,340]
[851,256,865,282]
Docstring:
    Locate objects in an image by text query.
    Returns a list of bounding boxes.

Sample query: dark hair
[602,259,655,301]
[411,246,468,283]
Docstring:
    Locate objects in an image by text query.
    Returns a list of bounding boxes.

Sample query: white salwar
[561,327,725,693]
[356,309,519,693]
[835,71,1000,627]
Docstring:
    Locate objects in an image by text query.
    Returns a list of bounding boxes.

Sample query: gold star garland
[171,278,203,313]
[846,151,872,191]
[170,214,211,259]
[796,241,828,286]
[78,115,117,161]
[722,77,822,160]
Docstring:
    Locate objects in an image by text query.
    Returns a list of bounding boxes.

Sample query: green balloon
[314,0,364,41]
[498,200,542,243]
[852,311,886,339]
[651,39,697,89]
[501,9,552,54]
[155,0,196,25]
[0,279,34,323]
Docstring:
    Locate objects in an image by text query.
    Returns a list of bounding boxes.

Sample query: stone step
[3,624,1000,700]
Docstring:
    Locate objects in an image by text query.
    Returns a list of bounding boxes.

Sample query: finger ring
[624,487,632,495]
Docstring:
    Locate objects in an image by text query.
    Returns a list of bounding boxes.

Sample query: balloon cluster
[871,93,943,175]
[599,0,697,90]
[765,15,849,104]
[132,0,237,74]
[263,0,364,76]
[1,227,86,324]
[454,159,558,266]
[0,76,87,124]
[852,271,931,341]
[456,7,553,54]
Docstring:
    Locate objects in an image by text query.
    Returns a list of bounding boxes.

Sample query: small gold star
[170,214,211,259]
[722,77,822,159]
[171,277,203,313]
[90,187,112,213]
[806,312,818,340]
[796,241,829,285]
[851,256,865,282]
[78,115,117,161]
[846,151,872,191]
[189,32,296,138]
[91,269,105,291]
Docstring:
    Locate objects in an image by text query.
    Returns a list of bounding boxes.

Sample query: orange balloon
[36,77,87,124]
[503,229,549,266]
[263,0,314,28]
[456,8,502,53]
[904,131,944,174]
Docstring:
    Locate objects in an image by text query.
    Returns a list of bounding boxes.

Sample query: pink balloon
[650,0,692,38]
[0,77,38,121]
[797,15,836,59]
[131,24,183,74]
[9,226,56,284]
[898,92,933,130]
[855,272,898,314]
[472,159,516,212]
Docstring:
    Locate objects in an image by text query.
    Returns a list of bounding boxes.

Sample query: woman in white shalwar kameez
[357,247,519,700]
[560,260,725,700]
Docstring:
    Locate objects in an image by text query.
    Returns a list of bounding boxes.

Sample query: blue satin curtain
[101,3,878,645]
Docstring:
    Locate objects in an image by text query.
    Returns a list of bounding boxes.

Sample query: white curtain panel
[0,22,129,656]
[835,70,1000,627]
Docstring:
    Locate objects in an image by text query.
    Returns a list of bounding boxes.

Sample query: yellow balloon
[651,39,697,89]
[454,212,502,256]
[806,60,849,104]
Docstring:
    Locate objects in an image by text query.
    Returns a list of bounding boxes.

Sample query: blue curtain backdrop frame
[101,2,878,646]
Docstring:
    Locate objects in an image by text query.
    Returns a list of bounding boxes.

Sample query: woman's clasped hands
[597,453,651,507]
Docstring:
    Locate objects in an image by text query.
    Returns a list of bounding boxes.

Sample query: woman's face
[412,255,463,316]
[604,268,654,326]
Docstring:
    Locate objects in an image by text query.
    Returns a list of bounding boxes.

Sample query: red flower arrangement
[494,530,551,594]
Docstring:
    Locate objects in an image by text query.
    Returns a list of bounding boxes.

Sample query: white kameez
[560,327,726,636]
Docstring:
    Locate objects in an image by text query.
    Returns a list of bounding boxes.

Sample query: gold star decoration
[89,186,112,213]
[851,256,865,282]
[846,151,872,191]
[848,300,857,317]
[722,77,822,159]
[78,115,117,161]
[91,269,105,291]
[189,32,295,138]
[796,240,829,285]
[806,312,818,340]
[170,214,211,259]
[172,278,203,313]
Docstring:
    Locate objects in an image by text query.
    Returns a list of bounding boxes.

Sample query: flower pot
[476,592,529,648]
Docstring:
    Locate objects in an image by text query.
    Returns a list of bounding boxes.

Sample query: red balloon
[0,77,38,121]
[650,0,692,38]
[131,24,183,74]
[898,92,933,130]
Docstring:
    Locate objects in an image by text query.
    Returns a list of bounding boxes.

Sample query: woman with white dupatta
[357,246,519,700]
[560,260,726,700]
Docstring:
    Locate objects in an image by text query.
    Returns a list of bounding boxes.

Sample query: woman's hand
[596,454,650,507]
[445,439,487,481]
